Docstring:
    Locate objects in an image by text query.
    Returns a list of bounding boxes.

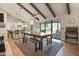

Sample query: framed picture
[68,16,75,24]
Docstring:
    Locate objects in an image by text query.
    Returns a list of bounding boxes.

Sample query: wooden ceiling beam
[29,3,46,19]
[45,3,56,17]
[66,3,71,15]
[16,3,39,21]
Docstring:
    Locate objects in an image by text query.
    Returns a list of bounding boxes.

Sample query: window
[40,20,61,34]
[52,22,57,33]
[46,23,51,34]
[40,23,45,32]
[52,21,61,33]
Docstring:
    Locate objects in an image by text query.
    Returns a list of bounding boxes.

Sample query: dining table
[22,32,53,51]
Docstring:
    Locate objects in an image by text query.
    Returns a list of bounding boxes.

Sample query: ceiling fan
[33,11,40,17]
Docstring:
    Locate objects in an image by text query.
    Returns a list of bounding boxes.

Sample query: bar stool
[0,36,5,56]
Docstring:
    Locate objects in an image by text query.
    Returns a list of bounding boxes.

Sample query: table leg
[23,38,25,43]
[11,32,13,39]
[51,35,52,44]
[23,34,25,43]
[7,31,9,39]
[40,38,43,51]
[39,42,41,49]
[35,43,37,52]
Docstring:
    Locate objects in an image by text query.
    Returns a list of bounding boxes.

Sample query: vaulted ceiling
[0,3,79,23]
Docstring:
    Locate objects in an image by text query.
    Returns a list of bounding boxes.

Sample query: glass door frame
[45,22,52,34]
[52,21,61,33]
[40,21,52,34]
[40,20,61,34]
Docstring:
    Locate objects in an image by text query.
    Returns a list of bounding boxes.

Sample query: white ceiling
[34,3,54,20]
[0,3,79,23]
[50,3,67,16]
[70,3,79,14]
[0,3,33,23]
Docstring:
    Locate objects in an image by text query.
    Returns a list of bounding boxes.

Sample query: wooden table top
[23,32,52,38]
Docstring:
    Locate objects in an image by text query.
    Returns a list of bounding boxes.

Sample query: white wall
[7,13,32,32]
[0,10,7,36]
[33,14,79,43]
[6,13,18,30]
[60,14,79,43]
[0,7,21,36]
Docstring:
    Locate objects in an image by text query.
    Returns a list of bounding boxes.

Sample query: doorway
[40,20,61,40]
[46,22,51,34]
[52,21,61,39]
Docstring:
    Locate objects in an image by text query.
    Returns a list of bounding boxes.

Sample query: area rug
[46,41,63,56]
[14,39,63,56]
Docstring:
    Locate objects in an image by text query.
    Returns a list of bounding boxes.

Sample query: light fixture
[33,11,39,17]
[68,15,75,24]
[15,7,24,27]
[30,20,33,25]
[16,7,22,22]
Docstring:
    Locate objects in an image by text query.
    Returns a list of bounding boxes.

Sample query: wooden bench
[24,37,40,52]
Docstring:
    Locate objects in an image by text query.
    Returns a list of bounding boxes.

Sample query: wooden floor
[4,35,79,56]
[4,35,24,56]
[56,41,79,56]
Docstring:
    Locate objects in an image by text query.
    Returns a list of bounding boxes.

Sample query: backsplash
[0,22,5,28]
[0,28,6,36]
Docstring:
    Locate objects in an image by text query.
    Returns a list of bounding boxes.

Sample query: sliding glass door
[40,23,45,33]
[52,21,61,39]
[46,23,51,34]
[40,20,61,39]
[52,22,57,33]
[52,21,61,33]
